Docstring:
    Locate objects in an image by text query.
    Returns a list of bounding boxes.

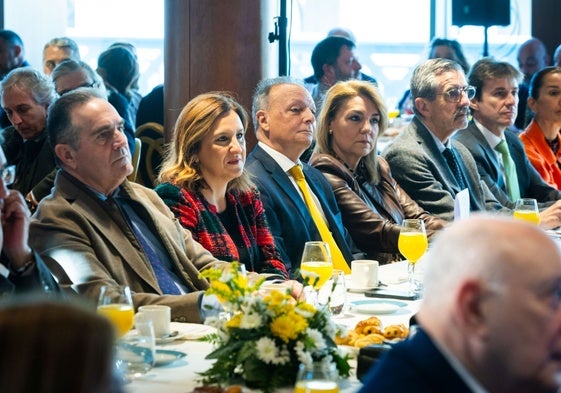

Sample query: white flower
[294,341,313,367]
[240,312,263,329]
[271,344,290,365]
[306,328,326,352]
[256,337,278,364]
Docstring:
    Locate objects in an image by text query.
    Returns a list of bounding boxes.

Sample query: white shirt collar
[473,118,504,149]
[258,141,301,172]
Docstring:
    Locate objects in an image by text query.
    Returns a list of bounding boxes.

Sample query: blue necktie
[110,197,181,295]
[443,148,467,190]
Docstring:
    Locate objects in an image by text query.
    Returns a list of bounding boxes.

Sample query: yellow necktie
[290,165,351,274]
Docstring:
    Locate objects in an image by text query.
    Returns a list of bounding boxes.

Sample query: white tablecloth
[128,261,420,393]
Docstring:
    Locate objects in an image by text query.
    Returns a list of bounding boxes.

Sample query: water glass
[294,362,339,393]
[317,270,347,317]
[115,320,156,380]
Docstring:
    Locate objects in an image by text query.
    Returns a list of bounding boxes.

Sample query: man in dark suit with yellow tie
[453,58,561,229]
[245,76,355,276]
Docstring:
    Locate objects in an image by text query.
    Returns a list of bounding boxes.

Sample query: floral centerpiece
[198,263,351,393]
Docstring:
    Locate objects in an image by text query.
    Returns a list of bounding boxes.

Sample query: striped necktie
[289,165,351,274]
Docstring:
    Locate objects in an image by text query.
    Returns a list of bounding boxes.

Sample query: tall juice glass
[300,241,333,290]
[398,219,428,293]
[98,285,135,338]
[294,362,339,393]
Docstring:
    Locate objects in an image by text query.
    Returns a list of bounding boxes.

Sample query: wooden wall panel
[164,0,265,151]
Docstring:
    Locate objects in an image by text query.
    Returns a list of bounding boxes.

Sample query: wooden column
[164,0,267,151]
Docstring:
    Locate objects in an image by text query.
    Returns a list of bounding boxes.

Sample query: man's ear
[54,144,78,170]
[415,97,430,117]
[256,109,269,132]
[455,280,488,336]
[470,98,480,112]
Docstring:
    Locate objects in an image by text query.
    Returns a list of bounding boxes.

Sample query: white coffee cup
[136,305,171,338]
[351,260,379,288]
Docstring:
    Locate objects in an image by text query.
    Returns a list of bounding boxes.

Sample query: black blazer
[359,328,473,393]
[245,145,355,276]
[454,122,561,207]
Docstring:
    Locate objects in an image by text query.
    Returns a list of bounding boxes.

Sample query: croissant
[354,333,385,348]
[382,324,409,339]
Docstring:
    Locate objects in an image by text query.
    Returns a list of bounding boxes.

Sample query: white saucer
[155,330,185,345]
[346,283,378,293]
[349,299,407,315]
[154,349,186,366]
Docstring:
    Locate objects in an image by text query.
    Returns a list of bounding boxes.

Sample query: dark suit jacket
[245,145,355,276]
[359,328,473,393]
[454,122,561,207]
[0,252,59,295]
[30,170,221,323]
[382,117,505,221]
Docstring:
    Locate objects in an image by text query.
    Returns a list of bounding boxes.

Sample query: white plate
[349,299,407,315]
[155,330,185,345]
[154,349,186,366]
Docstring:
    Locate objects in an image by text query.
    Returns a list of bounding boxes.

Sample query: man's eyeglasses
[436,85,476,103]
[58,81,97,96]
[0,165,15,186]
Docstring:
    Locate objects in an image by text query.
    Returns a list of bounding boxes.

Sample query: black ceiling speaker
[452,0,511,27]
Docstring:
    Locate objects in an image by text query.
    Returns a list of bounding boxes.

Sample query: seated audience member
[0,67,57,204]
[155,92,288,279]
[515,37,550,130]
[245,77,356,276]
[398,38,470,116]
[304,28,377,86]
[305,35,363,111]
[97,44,141,126]
[136,83,164,127]
[0,300,118,393]
[0,138,58,294]
[97,45,138,153]
[310,80,446,264]
[382,58,506,221]
[454,58,561,229]
[519,66,561,190]
[51,59,105,96]
[29,88,227,323]
[359,215,561,393]
[42,36,81,76]
[0,30,30,129]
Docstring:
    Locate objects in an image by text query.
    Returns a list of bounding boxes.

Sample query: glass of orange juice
[97,285,135,339]
[294,362,339,393]
[398,219,428,294]
[513,198,540,225]
[299,241,333,290]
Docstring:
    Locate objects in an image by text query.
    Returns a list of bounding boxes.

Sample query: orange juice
[294,380,339,393]
[300,261,333,289]
[398,232,428,264]
[513,210,540,225]
[98,304,135,337]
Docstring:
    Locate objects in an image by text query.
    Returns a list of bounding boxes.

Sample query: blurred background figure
[554,44,561,67]
[515,37,550,130]
[136,83,164,127]
[520,66,561,190]
[311,80,445,264]
[97,45,139,154]
[398,38,470,116]
[155,92,288,279]
[0,300,119,393]
[0,30,30,128]
[51,59,105,97]
[42,37,81,76]
[0,67,57,204]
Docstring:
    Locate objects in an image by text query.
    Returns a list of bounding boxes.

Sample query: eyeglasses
[436,85,476,103]
[58,81,97,96]
[1,165,15,186]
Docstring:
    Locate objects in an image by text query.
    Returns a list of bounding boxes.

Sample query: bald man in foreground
[359,216,561,393]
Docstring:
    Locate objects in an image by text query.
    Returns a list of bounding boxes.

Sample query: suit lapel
[57,174,162,293]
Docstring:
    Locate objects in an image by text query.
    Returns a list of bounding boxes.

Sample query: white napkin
[454,188,470,221]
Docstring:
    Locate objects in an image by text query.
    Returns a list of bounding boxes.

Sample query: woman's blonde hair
[159,91,252,192]
[314,80,388,184]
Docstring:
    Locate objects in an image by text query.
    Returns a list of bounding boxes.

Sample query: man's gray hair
[1,67,57,107]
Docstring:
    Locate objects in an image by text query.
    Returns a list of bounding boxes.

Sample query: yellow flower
[226,313,242,329]
[270,311,307,342]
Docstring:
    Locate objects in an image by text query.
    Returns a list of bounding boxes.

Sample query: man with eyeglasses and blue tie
[0,138,58,294]
[383,58,507,221]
